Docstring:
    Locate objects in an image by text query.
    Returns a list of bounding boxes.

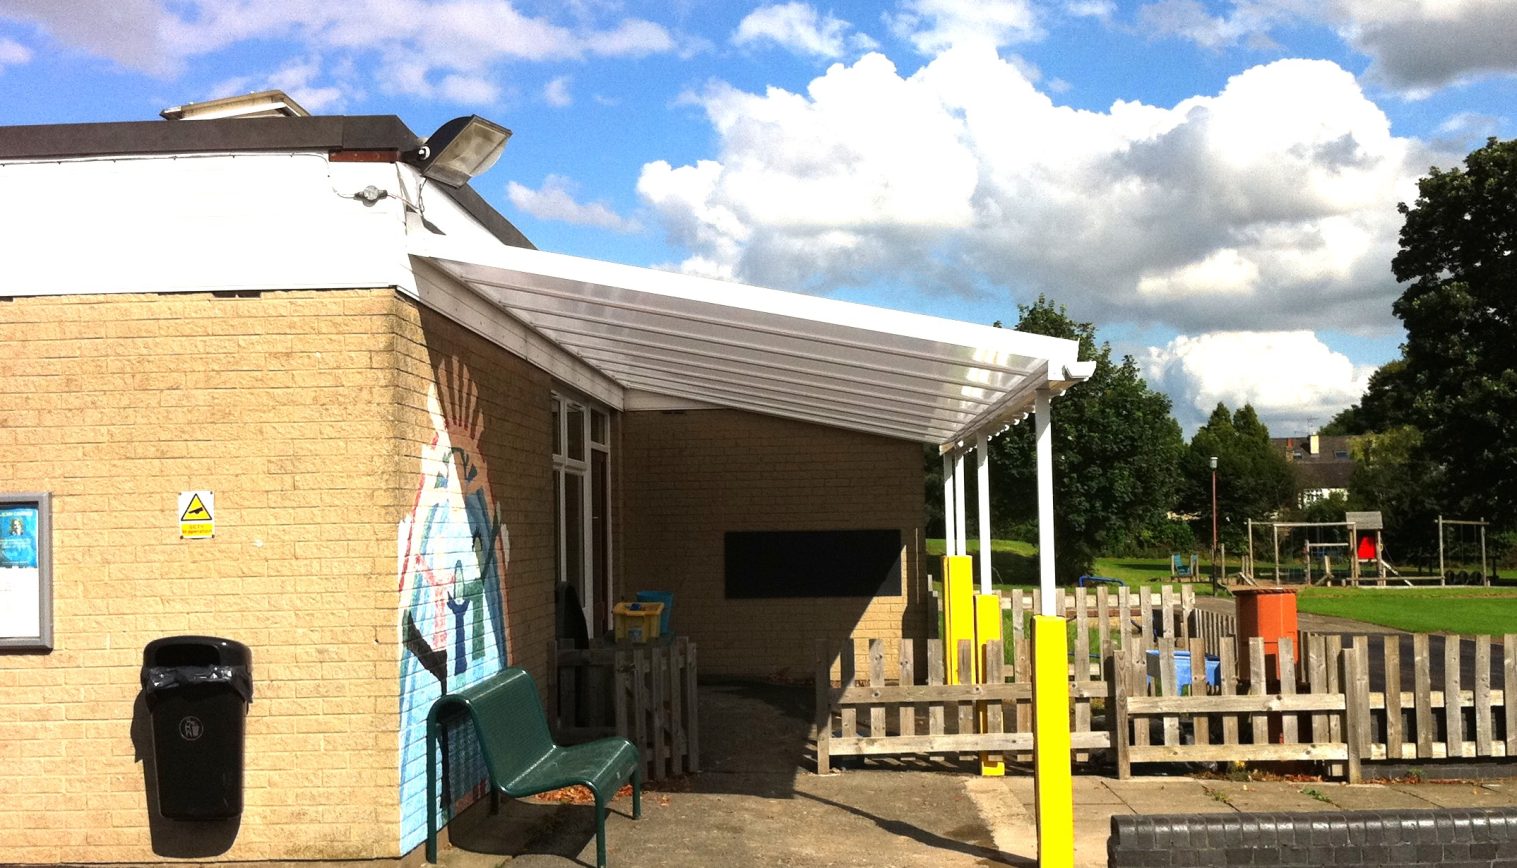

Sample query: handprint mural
[397,359,511,850]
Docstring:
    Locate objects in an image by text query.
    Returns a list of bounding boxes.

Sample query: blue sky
[2,0,1514,435]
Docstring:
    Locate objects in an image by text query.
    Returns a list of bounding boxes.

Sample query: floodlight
[411,115,511,187]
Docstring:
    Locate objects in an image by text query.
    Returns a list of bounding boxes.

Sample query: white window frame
[552,392,612,632]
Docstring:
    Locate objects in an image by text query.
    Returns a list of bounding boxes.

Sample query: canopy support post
[977,434,992,595]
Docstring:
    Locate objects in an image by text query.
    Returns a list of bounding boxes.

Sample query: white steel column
[943,453,958,556]
[1035,389,1056,616]
[977,433,992,594]
[953,450,968,555]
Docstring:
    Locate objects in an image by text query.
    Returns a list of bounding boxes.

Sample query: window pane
[591,409,609,445]
[565,473,584,602]
[567,405,586,461]
[551,398,563,458]
[552,469,563,581]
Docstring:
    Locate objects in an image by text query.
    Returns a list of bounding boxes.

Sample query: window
[552,394,613,632]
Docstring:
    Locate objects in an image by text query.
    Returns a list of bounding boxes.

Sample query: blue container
[635,591,673,635]
[1145,649,1221,693]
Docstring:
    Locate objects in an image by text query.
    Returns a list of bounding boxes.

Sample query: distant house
[1273,433,1357,505]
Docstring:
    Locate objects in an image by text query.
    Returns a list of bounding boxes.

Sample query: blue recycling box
[1145,649,1221,694]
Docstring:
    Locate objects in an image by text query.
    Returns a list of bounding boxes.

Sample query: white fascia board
[0,153,415,298]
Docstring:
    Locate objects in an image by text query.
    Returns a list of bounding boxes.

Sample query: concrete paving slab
[1099,777,1231,814]
[1392,780,1517,808]
[1313,783,1441,810]
[1202,781,1344,813]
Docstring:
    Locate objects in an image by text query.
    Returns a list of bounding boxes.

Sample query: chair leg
[594,794,608,868]
[632,768,642,820]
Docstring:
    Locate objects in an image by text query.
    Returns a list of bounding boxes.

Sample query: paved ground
[432,680,1517,868]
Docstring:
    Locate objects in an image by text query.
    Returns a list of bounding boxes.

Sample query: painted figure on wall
[397,359,511,851]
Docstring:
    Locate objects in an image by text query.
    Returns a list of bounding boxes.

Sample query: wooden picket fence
[816,584,1517,781]
[813,637,1111,774]
[548,638,700,781]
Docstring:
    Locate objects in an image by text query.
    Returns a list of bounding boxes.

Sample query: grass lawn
[1296,586,1517,635]
[924,538,1225,595]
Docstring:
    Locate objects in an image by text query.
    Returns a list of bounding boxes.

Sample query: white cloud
[544,75,573,107]
[1145,331,1376,434]
[637,51,1433,334]
[1340,0,1517,92]
[507,175,642,233]
[889,0,1042,53]
[0,35,29,69]
[732,3,874,59]
[0,0,678,98]
[211,56,348,112]
[1066,0,1116,19]
[1132,0,1517,92]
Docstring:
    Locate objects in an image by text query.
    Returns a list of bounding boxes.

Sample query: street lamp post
[1210,456,1219,588]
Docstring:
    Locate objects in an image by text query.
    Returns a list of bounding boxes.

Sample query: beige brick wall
[617,409,928,678]
[0,290,406,864]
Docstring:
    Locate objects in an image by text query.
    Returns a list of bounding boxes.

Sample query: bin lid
[1229,585,1299,596]
[143,635,251,668]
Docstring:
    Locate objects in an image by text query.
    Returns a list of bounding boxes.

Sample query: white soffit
[408,234,1088,447]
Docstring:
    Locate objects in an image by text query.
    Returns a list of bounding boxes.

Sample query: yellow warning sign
[180,494,211,522]
[178,490,214,539]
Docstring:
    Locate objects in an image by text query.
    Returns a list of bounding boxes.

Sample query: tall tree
[990,297,1184,581]
[1181,403,1295,551]
[1347,426,1444,568]
[1320,359,1419,436]
[1391,137,1517,526]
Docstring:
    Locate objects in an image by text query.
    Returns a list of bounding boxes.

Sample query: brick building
[0,94,1088,864]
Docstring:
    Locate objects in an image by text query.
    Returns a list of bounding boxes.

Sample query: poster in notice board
[0,493,52,651]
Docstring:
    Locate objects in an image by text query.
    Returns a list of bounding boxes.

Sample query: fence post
[815,639,833,775]
[1107,652,1130,779]
[1342,642,1365,784]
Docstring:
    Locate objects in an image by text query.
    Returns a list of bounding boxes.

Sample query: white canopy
[408,234,1092,450]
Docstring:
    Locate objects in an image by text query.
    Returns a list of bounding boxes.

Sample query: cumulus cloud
[1145,331,1377,434]
[1132,0,1517,92]
[507,175,642,233]
[1342,0,1517,93]
[0,0,678,98]
[732,3,875,59]
[637,51,1432,333]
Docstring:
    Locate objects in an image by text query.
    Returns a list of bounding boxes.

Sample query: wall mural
[397,359,511,851]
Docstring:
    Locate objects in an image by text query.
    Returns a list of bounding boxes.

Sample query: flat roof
[0,114,533,251]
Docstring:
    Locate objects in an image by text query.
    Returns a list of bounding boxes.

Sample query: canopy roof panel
[410,234,1090,447]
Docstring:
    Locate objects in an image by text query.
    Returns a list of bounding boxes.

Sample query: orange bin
[1233,585,1299,684]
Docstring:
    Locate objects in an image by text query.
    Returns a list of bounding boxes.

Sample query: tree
[989,297,1184,581]
[1180,403,1295,551]
[1391,137,1517,526]
[1346,426,1443,568]
[1320,359,1419,435]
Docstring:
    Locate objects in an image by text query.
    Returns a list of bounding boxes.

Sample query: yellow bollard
[1032,614,1074,866]
[942,556,976,685]
[975,593,1005,775]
